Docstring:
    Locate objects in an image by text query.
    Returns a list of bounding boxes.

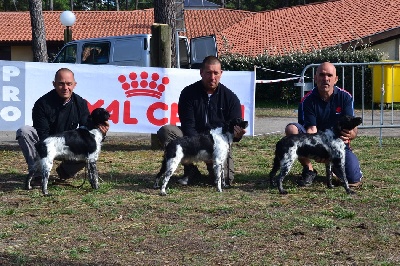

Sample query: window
[81,42,110,64]
[113,39,143,62]
[0,46,11,60]
[53,44,77,63]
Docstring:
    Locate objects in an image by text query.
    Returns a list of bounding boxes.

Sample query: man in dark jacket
[16,68,109,185]
[157,56,246,187]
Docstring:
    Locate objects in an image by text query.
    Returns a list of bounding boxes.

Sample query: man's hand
[234,125,246,139]
[340,127,357,144]
[98,121,110,136]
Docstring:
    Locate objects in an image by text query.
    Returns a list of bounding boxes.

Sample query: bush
[220,44,384,105]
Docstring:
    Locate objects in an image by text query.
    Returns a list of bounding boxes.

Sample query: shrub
[220,44,384,105]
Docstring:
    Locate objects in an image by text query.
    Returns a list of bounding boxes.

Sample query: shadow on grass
[0,173,93,193]
[0,253,102,266]
[0,145,19,151]
[1,164,340,196]
[0,139,155,152]
[98,171,329,195]
[101,142,154,152]
[1,173,25,192]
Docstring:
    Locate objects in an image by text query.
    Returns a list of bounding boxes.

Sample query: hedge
[219,44,384,106]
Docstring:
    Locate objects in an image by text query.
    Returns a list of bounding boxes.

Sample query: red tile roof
[216,0,400,56]
[0,9,254,42]
[1,0,400,57]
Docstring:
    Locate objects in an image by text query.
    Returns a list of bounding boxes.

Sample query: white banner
[0,61,256,135]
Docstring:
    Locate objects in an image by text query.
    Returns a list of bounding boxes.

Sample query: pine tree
[29,0,48,62]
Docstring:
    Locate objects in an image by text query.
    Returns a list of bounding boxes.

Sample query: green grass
[0,121,400,265]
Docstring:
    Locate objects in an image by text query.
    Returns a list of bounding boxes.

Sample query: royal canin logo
[118,71,170,99]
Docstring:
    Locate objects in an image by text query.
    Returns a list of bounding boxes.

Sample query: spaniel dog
[154,118,248,196]
[269,115,362,195]
[25,108,110,195]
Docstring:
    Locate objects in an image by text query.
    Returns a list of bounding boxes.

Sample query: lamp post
[60,11,76,44]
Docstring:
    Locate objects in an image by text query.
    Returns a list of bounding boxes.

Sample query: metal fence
[293,62,400,144]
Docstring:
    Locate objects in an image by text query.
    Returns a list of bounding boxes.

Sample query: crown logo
[118,71,170,99]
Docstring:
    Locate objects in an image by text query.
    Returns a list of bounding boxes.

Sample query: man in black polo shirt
[285,62,363,187]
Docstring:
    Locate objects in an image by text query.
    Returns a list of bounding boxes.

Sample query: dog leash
[76,159,104,189]
[73,160,89,189]
[70,159,97,189]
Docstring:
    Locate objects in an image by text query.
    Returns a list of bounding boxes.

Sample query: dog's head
[88,108,110,129]
[335,115,362,134]
[224,118,248,134]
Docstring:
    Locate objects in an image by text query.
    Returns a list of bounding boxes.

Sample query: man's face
[200,63,223,92]
[53,70,76,102]
[315,63,338,94]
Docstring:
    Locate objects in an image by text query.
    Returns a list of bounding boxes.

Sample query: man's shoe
[349,181,362,188]
[30,175,42,187]
[223,183,233,189]
[177,176,189,185]
[298,167,317,187]
[56,166,73,180]
[177,165,202,185]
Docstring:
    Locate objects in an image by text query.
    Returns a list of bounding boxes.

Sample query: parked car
[52,34,217,69]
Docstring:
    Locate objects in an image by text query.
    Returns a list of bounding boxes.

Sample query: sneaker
[177,176,189,185]
[177,165,202,185]
[30,175,42,187]
[298,167,317,187]
[56,166,73,180]
[223,183,233,189]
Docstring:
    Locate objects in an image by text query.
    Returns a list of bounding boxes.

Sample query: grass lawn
[1,109,400,265]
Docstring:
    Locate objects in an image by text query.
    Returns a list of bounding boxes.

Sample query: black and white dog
[154,118,248,196]
[269,115,362,195]
[25,108,110,195]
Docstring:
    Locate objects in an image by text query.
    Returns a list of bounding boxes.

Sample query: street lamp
[60,11,76,44]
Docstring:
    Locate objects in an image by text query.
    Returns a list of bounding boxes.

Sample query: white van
[52,34,217,69]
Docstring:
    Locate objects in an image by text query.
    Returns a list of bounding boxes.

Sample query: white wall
[11,46,33,61]
[372,39,400,60]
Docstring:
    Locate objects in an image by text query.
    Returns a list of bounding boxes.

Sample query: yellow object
[372,63,400,103]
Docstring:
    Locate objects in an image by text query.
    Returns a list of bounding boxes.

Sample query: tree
[153,0,177,67]
[28,0,48,62]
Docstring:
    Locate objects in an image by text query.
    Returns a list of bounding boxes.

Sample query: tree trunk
[154,0,176,67]
[28,0,48,62]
